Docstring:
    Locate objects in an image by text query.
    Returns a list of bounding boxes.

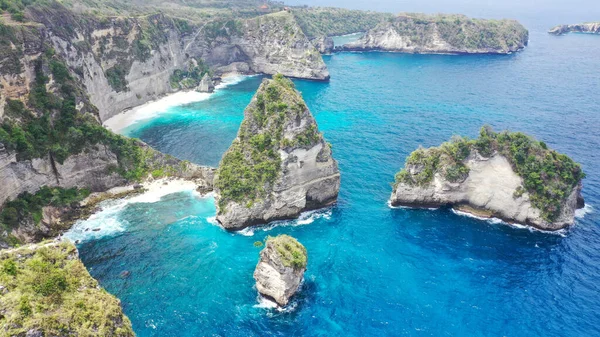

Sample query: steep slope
[214,75,340,230]
[21,3,329,121]
[0,241,134,336]
[0,19,213,248]
[341,13,529,54]
[549,22,600,35]
[390,127,585,230]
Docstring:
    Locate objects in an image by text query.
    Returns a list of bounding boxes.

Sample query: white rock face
[311,36,335,54]
[0,144,126,207]
[43,11,328,122]
[196,74,215,93]
[342,14,528,55]
[391,154,582,230]
[253,236,306,307]
[549,22,600,35]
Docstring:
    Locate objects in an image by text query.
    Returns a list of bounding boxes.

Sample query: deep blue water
[74,29,600,336]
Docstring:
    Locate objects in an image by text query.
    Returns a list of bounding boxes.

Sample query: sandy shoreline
[103,74,253,134]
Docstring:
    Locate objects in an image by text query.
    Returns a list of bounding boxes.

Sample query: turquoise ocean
[66,24,600,336]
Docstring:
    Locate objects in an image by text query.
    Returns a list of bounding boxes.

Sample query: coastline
[103,74,253,134]
[64,178,213,243]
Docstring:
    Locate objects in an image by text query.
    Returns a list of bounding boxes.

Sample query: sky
[284,0,600,30]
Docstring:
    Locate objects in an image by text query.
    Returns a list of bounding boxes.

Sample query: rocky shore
[254,235,307,307]
[214,75,340,230]
[339,13,528,54]
[390,127,585,230]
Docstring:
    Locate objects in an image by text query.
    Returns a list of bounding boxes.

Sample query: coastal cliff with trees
[341,13,529,54]
[391,127,585,230]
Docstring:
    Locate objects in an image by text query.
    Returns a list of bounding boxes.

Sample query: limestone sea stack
[197,73,215,93]
[341,13,529,54]
[390,126,585,231]
[549,22,600,35]
[214,74,340,230]
[253,235,307,307]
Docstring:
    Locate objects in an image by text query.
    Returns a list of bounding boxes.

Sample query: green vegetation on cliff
[267,235,307,269]
[170,58,210,89]
[0,242,134,336]
[292,7,391,38]
[395,126,585,221]
[0,187,90,241]
[0,47,159,181]
[215,74,321,210]
[388,13,528,51]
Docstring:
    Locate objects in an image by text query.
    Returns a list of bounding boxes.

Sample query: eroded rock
[214,75,340,230]
[253,235,307,307]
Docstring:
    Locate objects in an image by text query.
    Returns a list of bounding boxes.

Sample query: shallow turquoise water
[75,30,600,336]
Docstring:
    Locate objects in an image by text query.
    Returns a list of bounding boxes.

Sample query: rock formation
[253,235,307,307]
[390,127,585,230]
[311,36,335,54]
[340,13,529,54]
[549,22,600,35]
[197,74,215,93]
[0,241,134,336]
[19,4,329,122]
[214,75,340,230]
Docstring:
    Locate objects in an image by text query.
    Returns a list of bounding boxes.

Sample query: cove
[71,31,600,336]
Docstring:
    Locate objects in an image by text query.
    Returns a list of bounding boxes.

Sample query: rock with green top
[214,74,340,230]
[390,126,585,230]
[253,235,307,307]
[0,241,134,336]
[341,13,529,54]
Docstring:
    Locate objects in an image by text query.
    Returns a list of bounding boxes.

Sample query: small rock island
[214,74,340,230]
[390,127,585,230]
[549,22,600,35]
[253,235,307,307]
[340,13,529,54]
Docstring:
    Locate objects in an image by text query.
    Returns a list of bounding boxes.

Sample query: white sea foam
[451,208,567,236]
[387,200,438,210]
[64,179,209,243]
[103,74,252,133]
[235,208,332,236]
[254,295,278,310]
[575,204,593,219]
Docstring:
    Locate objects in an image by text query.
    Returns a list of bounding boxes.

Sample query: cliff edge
[0,241,134,336]
[341,13,528,54]
[390,127,585,230]
[214,75,340,230]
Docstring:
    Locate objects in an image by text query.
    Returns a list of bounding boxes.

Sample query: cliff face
[549,22,600,35]
[390,128,585,231]
[214,75,340,230]
[23,4,329,122]
[311,36,335,54]
[0,241,134,336]
[254,235,307,307]
[341,13,529,54]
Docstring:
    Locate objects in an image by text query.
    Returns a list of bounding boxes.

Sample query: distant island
[549,22,600,35]
[338,13,529,55]
[390,127,585,231]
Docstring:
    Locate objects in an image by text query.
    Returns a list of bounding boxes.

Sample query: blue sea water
[72,29,600,336]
